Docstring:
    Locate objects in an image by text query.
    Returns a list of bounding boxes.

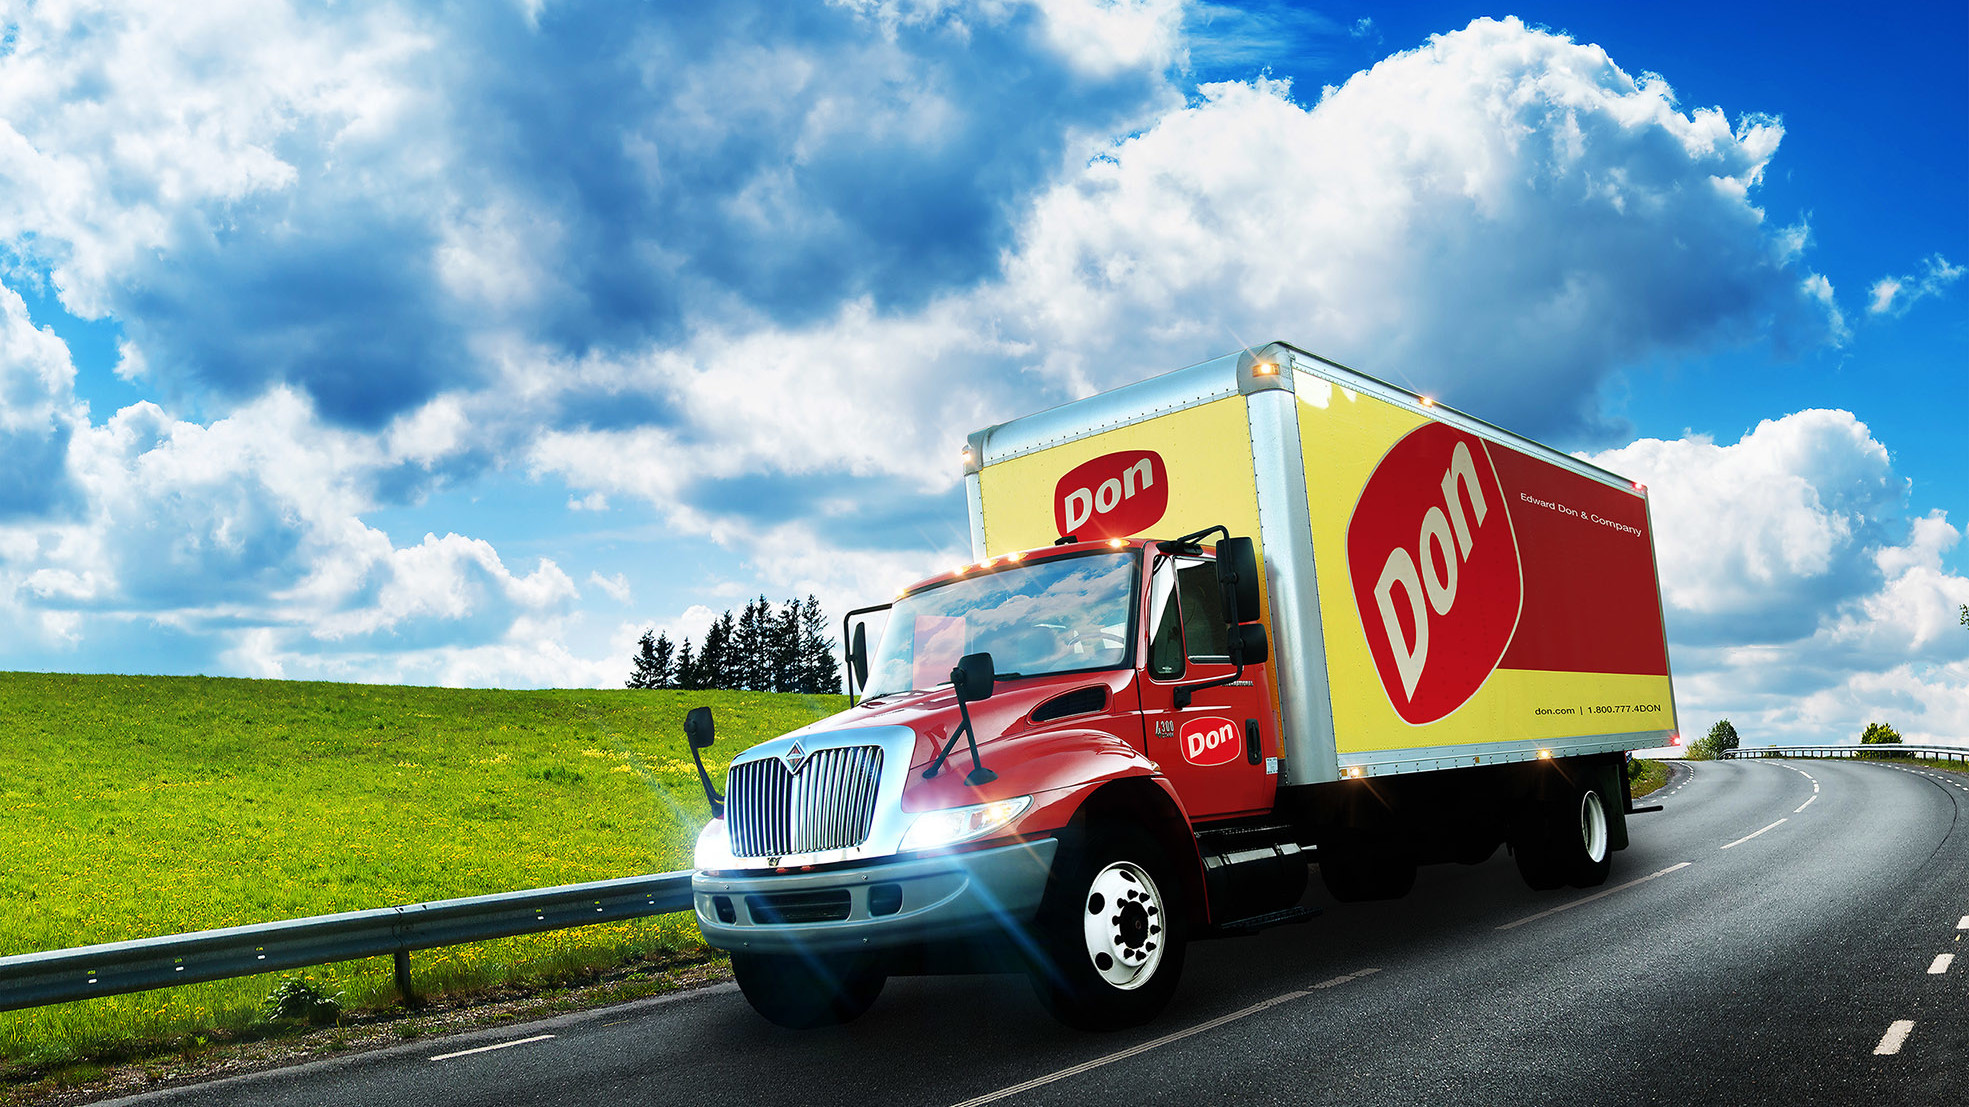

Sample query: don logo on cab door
[1346,423,1523,725]
[1054,450,1168,540]
[1179,716,1241,767]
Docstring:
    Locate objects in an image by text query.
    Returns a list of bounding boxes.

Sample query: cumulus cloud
[0,0,1178,429]
[1867,254,1964,317]
[0,8,1914,706]
[526,16,1845,537]
[1590,412,1969,745]
[0,381,580,683]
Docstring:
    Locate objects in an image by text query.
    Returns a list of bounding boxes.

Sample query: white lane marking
[946,972,1377,1107]
[1794,794,1818,814]
[1957,915,1969,930]
[428,1034,555,1062]
[1928,953,1954,974]
[1497,862,1693,931]
[1721,818,1788,849]
[1874,1020,1915,1056]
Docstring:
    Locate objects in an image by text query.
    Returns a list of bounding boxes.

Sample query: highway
[103,759,1969,1106]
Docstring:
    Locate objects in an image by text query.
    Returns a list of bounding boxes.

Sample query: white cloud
[1867,254,1964,317]
[1590,412,1969,745]
[588,570,632,604]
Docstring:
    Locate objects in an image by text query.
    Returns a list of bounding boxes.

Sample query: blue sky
[0,0,1961,744]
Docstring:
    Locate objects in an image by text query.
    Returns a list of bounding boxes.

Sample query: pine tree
[700,611,738,689]
[798,593,841,694]
[626,630,669,689]
[735,597,769,691]
[674,639,698,690]
[770,598,802,692]
[651,632,675,689]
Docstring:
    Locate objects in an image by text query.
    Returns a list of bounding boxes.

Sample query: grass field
[0,672,841,1072]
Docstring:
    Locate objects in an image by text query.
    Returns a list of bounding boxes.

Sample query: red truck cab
[691,534,1303,1030]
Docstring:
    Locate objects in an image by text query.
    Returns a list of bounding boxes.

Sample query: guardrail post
[394,949,419,1007]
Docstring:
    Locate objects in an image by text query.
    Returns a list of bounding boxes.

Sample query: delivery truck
[686,341,1676,1030]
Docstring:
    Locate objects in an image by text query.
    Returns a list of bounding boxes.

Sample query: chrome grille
[727,745,883,857]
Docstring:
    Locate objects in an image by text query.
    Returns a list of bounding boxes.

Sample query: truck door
[1139,552,1278,822]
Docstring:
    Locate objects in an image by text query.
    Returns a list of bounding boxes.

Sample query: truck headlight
[899,795,1033,853]
[694,818,737,871]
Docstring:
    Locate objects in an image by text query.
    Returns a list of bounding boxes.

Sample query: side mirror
[850,623,869,691]
[1229,622,1268,667]
[685,706,715,750]
[682,706,722,818]
[1217,537,1262,623]
[951,651,996,702]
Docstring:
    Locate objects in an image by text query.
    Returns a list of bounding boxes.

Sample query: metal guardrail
[1723,744,1969,764]
[0,871,692,1014]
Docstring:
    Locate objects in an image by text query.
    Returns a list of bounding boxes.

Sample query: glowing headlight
[694,818,737,871]
[899,795,1033,853]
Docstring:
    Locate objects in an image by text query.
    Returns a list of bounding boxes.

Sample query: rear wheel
[1514,776,1613,891]
[731,951,885,1029]
[1028,824,1187,1030]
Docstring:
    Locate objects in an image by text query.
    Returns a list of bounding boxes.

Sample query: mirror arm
[842,602,893,706]
[1172,657,1246,710]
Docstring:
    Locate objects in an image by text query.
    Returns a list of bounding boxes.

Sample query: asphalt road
[106,758,1969,1106]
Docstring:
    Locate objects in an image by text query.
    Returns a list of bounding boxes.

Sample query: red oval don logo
[1053,450,1168,540]
[1346,423,1522,725]
[1179,716,1240,767]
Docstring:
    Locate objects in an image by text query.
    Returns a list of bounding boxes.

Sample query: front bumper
[692,838,1059,955]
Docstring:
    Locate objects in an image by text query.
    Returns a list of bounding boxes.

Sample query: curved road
[107,759,1969,1106]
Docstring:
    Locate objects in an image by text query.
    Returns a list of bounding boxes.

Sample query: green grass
[0,672,842,1073]
[1627,758,1668,798]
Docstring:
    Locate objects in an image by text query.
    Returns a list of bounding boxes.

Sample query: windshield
[863,551,1139,698]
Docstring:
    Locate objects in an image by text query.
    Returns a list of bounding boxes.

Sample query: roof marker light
[1107,538,1127,549]
[1420,396,1436,408]
[1253,361,1278,376]
[1538,749,1552,760]
[1006,551,1025,561]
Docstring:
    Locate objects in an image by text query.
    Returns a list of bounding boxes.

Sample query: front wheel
[731,951,885,1029]
[1027,825,1187,1031]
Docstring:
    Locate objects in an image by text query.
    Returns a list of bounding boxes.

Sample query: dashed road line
[945,975,1377,1107]
[1721,818,1787,850]
[1874,1020,1915,1056]
[428,1034,555,1062]
[1957,915,1969,930]
[1794,794,1818,814]
[1927,953,1954,975]
[1496,862,1692,931]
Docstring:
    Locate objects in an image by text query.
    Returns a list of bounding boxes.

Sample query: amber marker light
[1420,395,1436,408]
[1107,538,1127,548]
[1538,749,1553,760]
[1252,360,1278,376]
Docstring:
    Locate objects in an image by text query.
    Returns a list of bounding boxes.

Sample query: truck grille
[727,745,883,857]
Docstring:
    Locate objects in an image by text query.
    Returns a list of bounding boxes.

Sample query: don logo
[1179,716,1240,767]
[1346,423,1522,724]
[1054,450,1168,540]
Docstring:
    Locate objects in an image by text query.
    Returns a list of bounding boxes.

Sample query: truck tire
[1027,824,1187,1031]
[731,951,885,1029]
[1317,847,1417,902]
[1513,777,1613,891]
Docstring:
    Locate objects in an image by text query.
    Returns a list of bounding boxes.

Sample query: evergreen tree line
[628,595,841,694]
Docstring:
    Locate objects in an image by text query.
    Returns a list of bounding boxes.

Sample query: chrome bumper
[692,838,1059,955]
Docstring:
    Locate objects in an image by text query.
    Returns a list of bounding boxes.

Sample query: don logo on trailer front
[1053,450,1168,540]
[1346,422,1523,725]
